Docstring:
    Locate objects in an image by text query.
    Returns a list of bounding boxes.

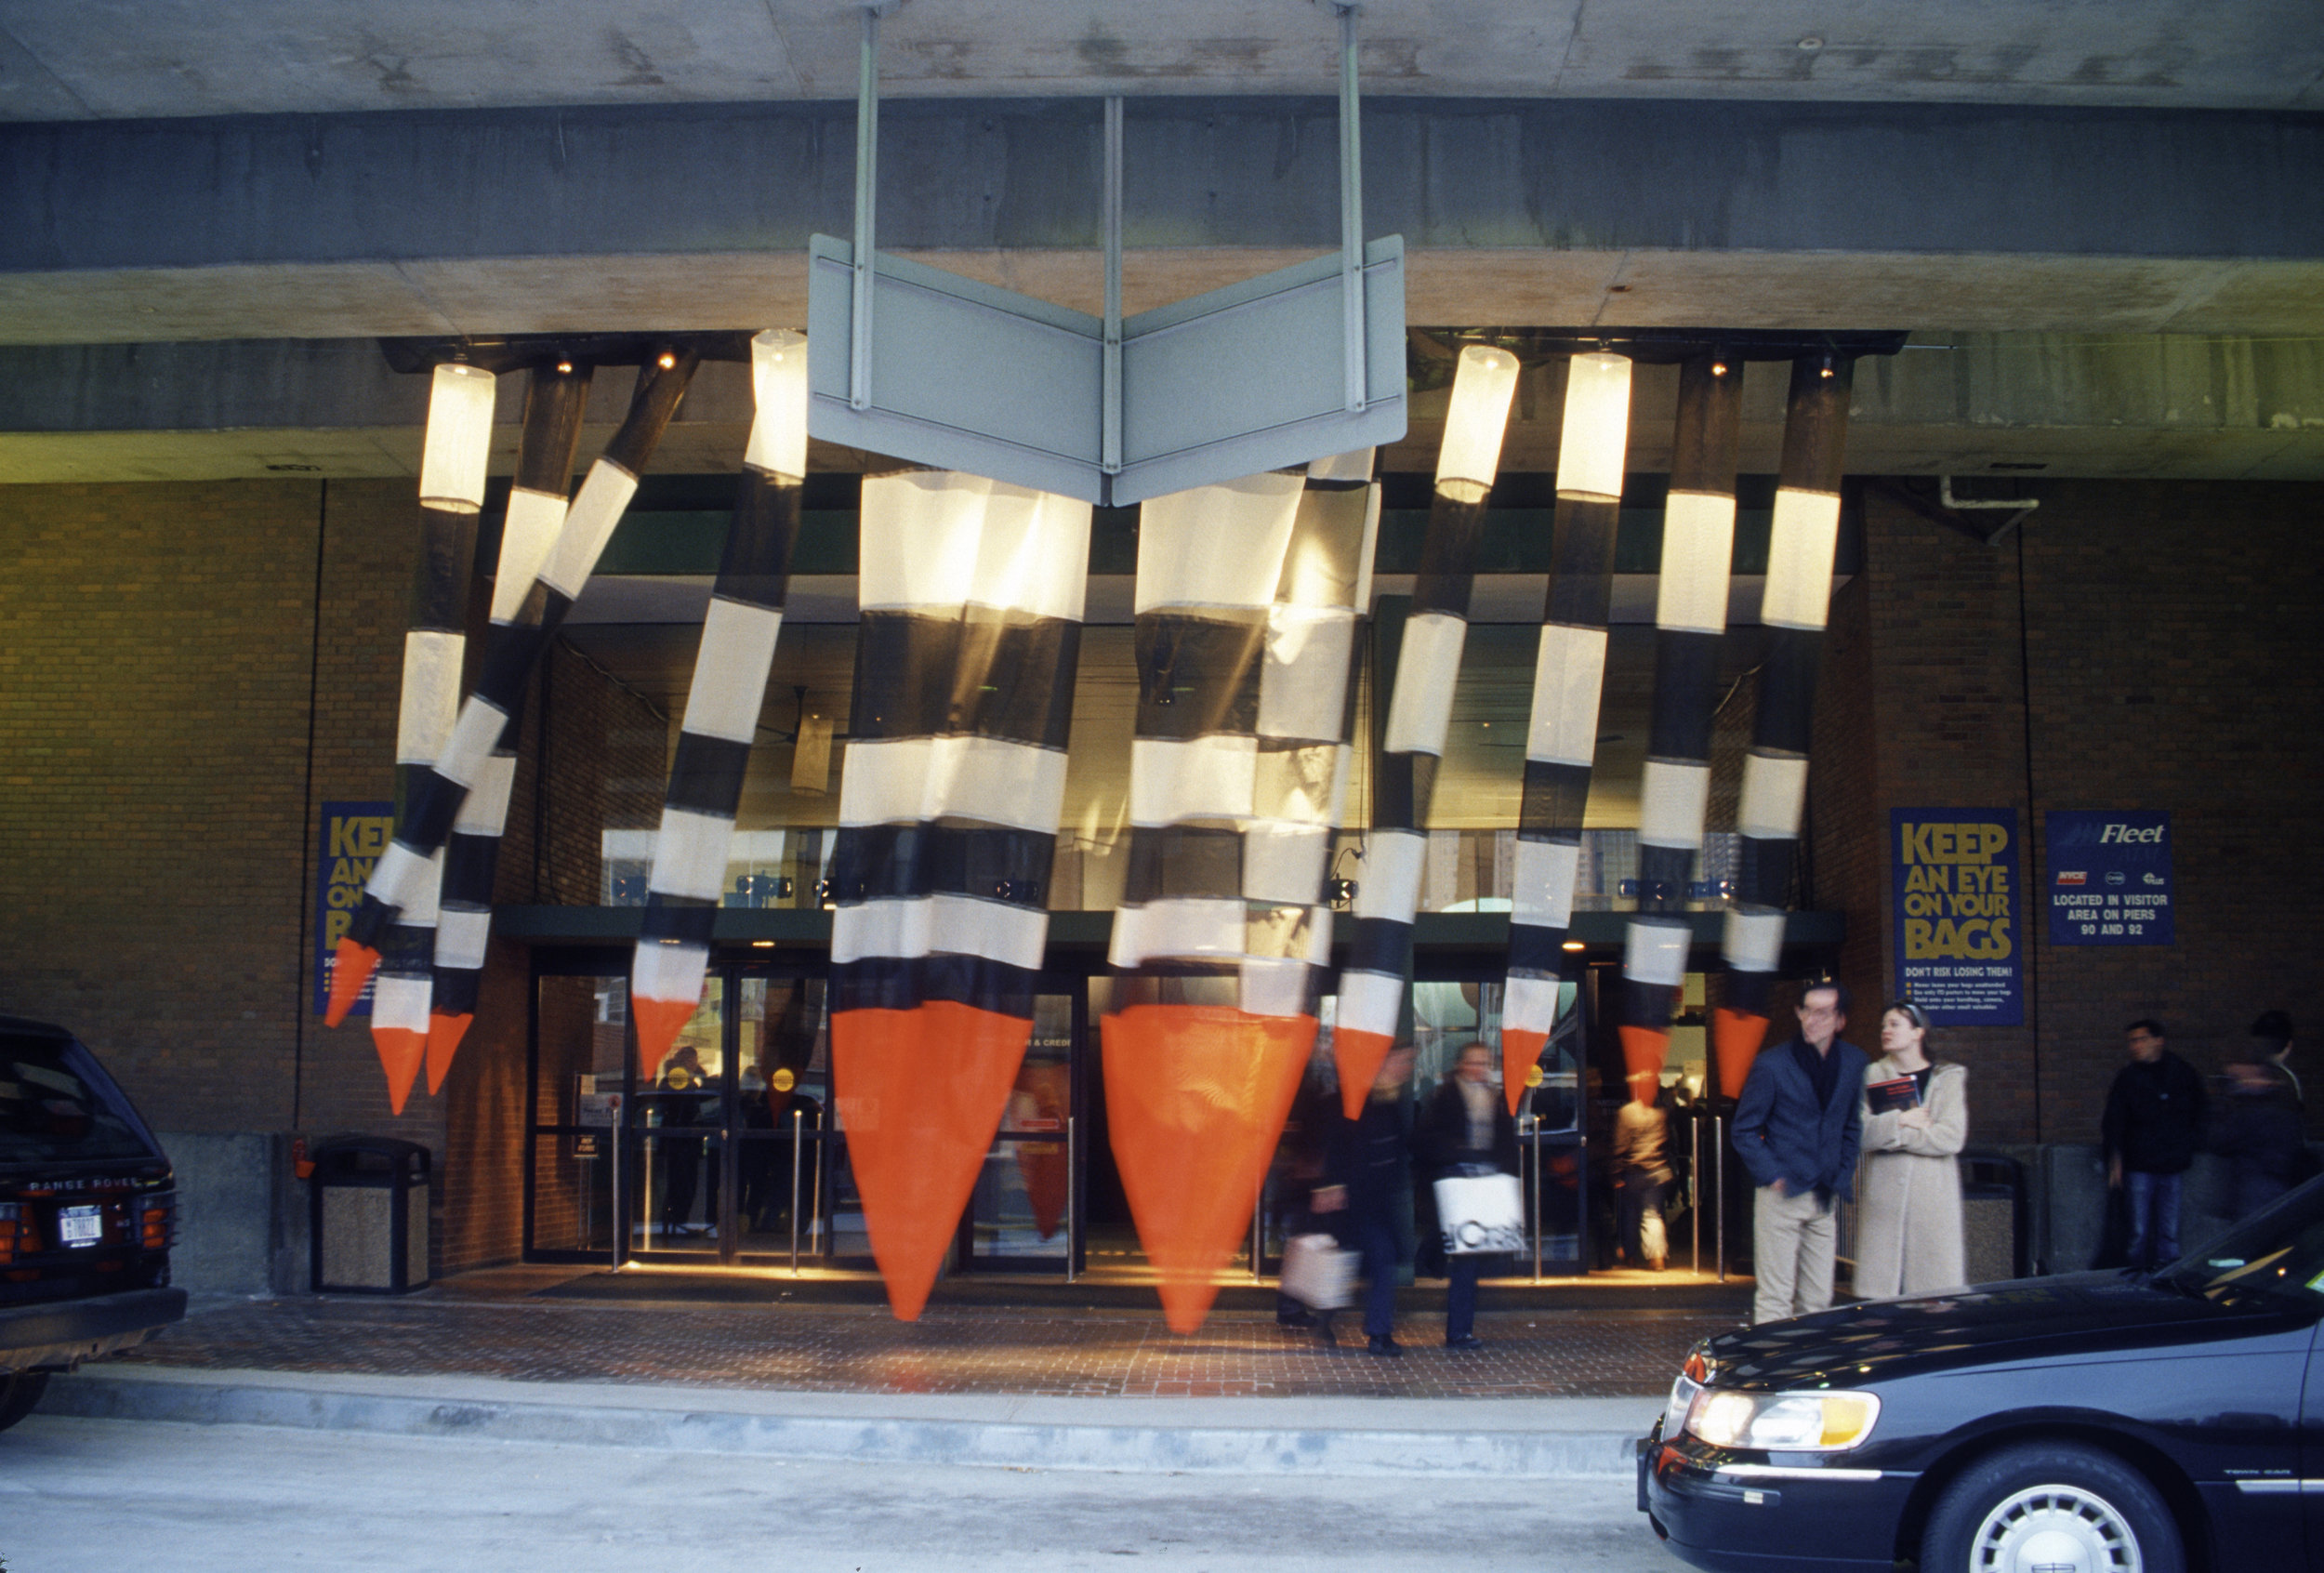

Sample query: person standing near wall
[1853,1000,1968,1298]
[2251,1011,2301,1106]
[1733,983,1868,1326]
[2211,1044,2304,1220]
[2103,1019,2207,1270]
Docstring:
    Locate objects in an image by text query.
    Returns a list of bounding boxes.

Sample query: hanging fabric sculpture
[1332,346,1517,1118]
[364,363,495,1112]
[1618,356,1744,1096]
[1714,355,1855,1097]
[1499,352,1635,1111]
[630,331,810,1079]
[329,350,699,1114]
[828,469,1091,1322]
[1105,454,1378,1333]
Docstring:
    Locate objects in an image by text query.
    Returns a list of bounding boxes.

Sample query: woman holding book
[1854,999,1969,1298]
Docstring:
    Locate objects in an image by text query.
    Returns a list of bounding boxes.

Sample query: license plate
[58,1205,102,1246]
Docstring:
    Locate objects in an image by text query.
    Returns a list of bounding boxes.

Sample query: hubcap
[1971,1484,2143,1573]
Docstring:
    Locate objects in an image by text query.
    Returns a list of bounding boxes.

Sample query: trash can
[309,1136,431,1293]
[1960,1152,2027,1284]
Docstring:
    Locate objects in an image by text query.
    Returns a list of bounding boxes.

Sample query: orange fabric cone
[1102,1004,1315,1334]
[1501,1028,1548,1116]
[1712,1007,1771,1100]
[1619,1024,1671,1099]
[424,1011,472,1095]
[373,1025,426,1116]
[324,938,379,1028]
[833,1001,1033,1322]
[632,996,701,1085]
[1332,1026,1394,1120]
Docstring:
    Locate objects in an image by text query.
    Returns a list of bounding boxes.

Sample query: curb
[44,1368,1654,1479]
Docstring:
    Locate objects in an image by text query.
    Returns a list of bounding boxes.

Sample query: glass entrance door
[956,989,1082,1275]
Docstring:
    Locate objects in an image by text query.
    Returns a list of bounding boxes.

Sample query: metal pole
[1251,1188,1265,1283]
[790,1105,804,1276]
[1531,1119,1543,1283]
[1064,1115,1078,1284]
[1690,1111,1702,1276]
[1714,1113,1726,1283]
[1101,97,1125,476]
[849,5,881,412]
[810,1109,825,1255]
[1334,3,1367,414]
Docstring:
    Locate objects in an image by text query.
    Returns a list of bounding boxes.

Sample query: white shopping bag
[1279,1232,1357,1309]
[1434,1172,1525,1255]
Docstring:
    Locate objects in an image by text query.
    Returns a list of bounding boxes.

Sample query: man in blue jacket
[1733,982,1868,1326]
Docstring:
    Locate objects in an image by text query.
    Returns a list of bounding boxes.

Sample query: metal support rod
[1251,1188,1265,1283]
[1714,1114,1726,1283]
[1531,1121,1544,1283]
[1335,4,1367,413]
[790,1105,805,1276]
[810,1109,825,1253]
[1690,1112,1702,1275]
[1101,98,1125,475]
[849,5,882,412]
[1064,1115,1077,1284]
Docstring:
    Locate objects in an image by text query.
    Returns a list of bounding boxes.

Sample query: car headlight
[1684,1389,1882,1452]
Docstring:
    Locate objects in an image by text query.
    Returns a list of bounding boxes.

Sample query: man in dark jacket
[1319,1045,1417,1356]
[2104,1019,2207,1267]
[1412,1040,1523,1350]
[1733,982,1868,1326]
[2212,1047,2304,1220]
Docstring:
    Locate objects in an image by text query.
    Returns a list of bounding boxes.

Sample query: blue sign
[314,800,393,1016]
[2046,810,2174,946]
[1892,809,2024,1026]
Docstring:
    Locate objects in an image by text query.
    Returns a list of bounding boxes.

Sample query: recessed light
[1562,941,1587,952]
[1797,36,1824,50]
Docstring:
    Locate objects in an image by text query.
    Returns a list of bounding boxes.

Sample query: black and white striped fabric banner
[628,332,809,1077]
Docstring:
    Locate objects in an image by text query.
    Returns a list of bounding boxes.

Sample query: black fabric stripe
[1507,920,1572,974]
[1546,494,1620,629]
[1121,825,1246,905]
[1132,612,1264,741]
[640,895,719,946]
[1518,760,1594,838]
[430,966,481,1016]
[664,733,754,819]
[1412,488,1488,617]
[1777,356,1854,496]
[1670,354,1744,495]
[827,824,1057,907]
[441,830,498,904]
[1346,916,1413,979]
[1723,967,1775,1015]
[1626,975,1679,1034]
[851,610,1081,748]
[345,892,397,951]
[1635,843,1696,914]
[714,469,801,610]
[831,955,1041,1018]
[1303,476,1369,493]
[1648,629,1723,762]
[474,621,550,713]
[599,350,699,477]
[402,770,469,853]
[511,366,593,496]
[415,505,480,633]
[377,920,433,980]
[1735,833,1796,908]
[1752,627,1820,755]
[1369,751,1435,836]
[1104,962,1326,1017]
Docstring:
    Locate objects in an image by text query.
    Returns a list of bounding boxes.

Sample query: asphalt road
[0,1415,1676,1573]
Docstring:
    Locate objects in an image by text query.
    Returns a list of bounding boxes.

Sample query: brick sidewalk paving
[113,1293,1732,1399]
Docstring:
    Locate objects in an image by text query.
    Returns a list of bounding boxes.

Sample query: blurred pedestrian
[1413,1039,1521,1349]
[2251,1011,2301,1105]
[1854,1000,1968,1298]
[1734,982,1868,1326]
[2212,1045,2304,1220]
[1612,1074,1674,1272]
[1319,1045,1416,1356]
[2102,1019,2206,1270]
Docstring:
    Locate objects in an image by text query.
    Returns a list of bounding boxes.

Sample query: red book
[1867,1076,1921,1115]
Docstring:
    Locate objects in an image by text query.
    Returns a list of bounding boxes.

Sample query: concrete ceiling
[3,2,2319,119]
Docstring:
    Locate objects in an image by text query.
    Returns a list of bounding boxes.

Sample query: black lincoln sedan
[1640,1178,2324,1573]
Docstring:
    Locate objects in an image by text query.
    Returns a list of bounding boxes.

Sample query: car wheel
[1921,1440,2183,1573]
[0,1370,50,1434]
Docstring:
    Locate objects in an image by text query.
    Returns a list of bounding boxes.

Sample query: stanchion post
[1064,1115,1078,1285]
[790,1105,804,1276]
[1714,1113,1727,1283]
[1691,1112,1702,1275]
[810,1110,825,1256]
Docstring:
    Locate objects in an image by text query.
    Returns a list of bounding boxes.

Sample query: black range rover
[1,1016,187,1431]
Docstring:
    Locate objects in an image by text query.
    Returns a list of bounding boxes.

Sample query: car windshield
[0,1032,158,1166]
[2155,1180,2324,1310]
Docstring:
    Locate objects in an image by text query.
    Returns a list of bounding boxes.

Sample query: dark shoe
[1276,1307,1316,1328]
[1445,1332,1486,1351]
[1366,1335,1404,1357]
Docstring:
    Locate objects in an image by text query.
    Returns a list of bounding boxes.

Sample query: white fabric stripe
[745,328,809,480]
[1242,823,1331,906]
[1657,490,1736,635]
[434,698,507,791]
[451,754,517,838]
[1503,974,1565,1038]
[680,600,784,745]
[1555,352,1632,501]
[1724,909,1788,973]
[1624,920,1692,987]
[1352,829,1426,922]
[1639,760,1712,851]
[396,629,465,766]
[1525,624,1609,767]
[1240,958,1316,1019]
[369,839,437,913]
[401,848,445,927]
[433,906,492,972]
[492,487,568,622]
[1308,447,1375,483]
[831,893,1049,971]
[839,736,1070,835]
[1760,489,1842,631]
[630,935,709,1007]
[1129,735,1257,827]
[1738,753,1810,839]
[1134,471,1305,613]
[1337,969,1406,1038]
[1251,744,1346,826]
[1257,605,1357,742]
[650,806,738,904]
[1355,482,1381,613]
[1108,899,1249,968]
[1380,612,1466,758]
[859,470,1091,622]
[539,459,640,601]
[1512,839,1581,931]
[372,975,432,1036]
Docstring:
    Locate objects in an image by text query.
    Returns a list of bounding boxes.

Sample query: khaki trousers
[1752,1183,1837,1327]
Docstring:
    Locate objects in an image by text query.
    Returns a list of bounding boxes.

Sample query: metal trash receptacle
[309,1136,430,1293]
[1960,1152,2027,1284]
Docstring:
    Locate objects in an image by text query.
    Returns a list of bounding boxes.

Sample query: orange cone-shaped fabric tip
[1619,1024,1670,1094]
[373,1025,426,1116]
[632,996,701,1085]
[1501,1028,1548,1117]
[324,938,379,1028]
[1713,1007,1771,1100]
[1103,1005,1315,1334]
[424,1011,472,1095]
[1333,1026,1394,1121]
[833,1001,1033,1322]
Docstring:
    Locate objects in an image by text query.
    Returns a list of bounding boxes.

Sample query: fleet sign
[1891,809,2024,1026]
[2046,810,2174,946]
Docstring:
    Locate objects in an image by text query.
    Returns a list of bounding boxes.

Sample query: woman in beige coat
[1854,1000,1968,1298]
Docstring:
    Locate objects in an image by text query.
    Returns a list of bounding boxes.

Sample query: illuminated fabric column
[1499,352,1634,1111]
[629,331,810,1079]
[366,364,495,1110]
[1333,347,1515,1118]
[1618,356,1743,1095]
[828,469,1090,1321]
[1715,355,1855,1097]
[1105,455,1376,1333]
